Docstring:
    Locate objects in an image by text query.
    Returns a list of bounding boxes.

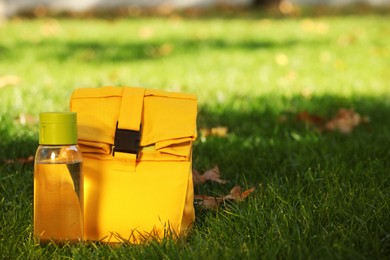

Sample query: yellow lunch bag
[69,86,197,243]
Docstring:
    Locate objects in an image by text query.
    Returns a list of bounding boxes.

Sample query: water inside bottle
[34,161,83,242]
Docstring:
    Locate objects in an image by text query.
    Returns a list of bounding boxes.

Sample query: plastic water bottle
[34,112,83,243]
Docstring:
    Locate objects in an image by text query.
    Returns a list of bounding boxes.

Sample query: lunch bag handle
[114,87,145,172]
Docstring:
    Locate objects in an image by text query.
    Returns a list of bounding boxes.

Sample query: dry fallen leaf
[325,108,369,134]
[295,108,368,134]
[193,195,224,209]
[0,75,21,88]
[199,126,228,138]
[4,155,34,164]
[296,111,325,126]
[211,126,228,137]
[192,166,228,185]
[224,185,256,201]
[194,185,255,209]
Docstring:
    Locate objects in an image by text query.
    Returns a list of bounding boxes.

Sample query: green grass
[1,9,390,259]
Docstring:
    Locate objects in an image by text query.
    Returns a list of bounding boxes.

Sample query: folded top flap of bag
[70,87,197,160]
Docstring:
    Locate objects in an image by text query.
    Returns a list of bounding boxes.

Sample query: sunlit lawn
[1,9,390,259]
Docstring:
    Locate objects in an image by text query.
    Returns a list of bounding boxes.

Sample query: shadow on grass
[193,93,390,185]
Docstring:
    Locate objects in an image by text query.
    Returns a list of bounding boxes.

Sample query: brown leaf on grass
[224,185,256,201]
[295,108,369,134]
[325,108,369,134]
[296,111,325,126]
[192,166,228,185]
[199,126,228,138]
[211,126,228,137]
[194,185,255,209]
[3,155,34,164]
[193,195,224,209]
[0,75,21,88]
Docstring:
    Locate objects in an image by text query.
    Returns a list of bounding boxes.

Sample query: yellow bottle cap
[39,112,78,145]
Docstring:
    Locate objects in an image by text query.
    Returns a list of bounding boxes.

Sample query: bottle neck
[35,144,82,164]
